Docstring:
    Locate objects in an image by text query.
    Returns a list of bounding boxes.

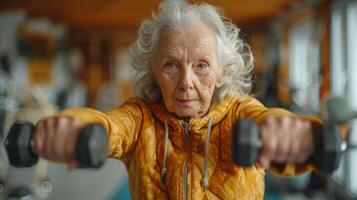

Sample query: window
[330,0,357,196]
[288,17,321,113]
[346,0,357,194]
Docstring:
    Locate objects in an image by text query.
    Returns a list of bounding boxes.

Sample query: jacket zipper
[182,121,190,200]
[183,160,188,200]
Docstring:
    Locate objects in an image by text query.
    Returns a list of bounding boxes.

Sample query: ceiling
[0,0,303,30]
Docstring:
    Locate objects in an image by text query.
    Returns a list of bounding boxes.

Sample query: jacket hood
[150,96,240,195]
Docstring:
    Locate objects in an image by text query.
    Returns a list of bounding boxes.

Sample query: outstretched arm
[33,98,144,167]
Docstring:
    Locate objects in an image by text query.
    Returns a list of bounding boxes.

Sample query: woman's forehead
[157,26,217,54]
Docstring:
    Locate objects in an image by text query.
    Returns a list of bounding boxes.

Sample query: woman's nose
[178,67,194,90]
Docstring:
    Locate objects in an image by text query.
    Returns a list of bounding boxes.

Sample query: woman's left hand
[258,116,314,168]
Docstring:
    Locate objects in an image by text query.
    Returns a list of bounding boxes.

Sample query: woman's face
[151,24,223,119]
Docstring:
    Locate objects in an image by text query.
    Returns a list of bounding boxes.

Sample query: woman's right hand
[33,116,84,168]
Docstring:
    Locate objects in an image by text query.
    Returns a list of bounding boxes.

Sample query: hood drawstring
[202,117,213,192]
[160,118,213,193]
[161,119,169,181]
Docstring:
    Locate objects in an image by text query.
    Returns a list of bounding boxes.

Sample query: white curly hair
[129,1,254,103]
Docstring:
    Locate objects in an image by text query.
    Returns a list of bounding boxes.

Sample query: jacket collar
[150,96,238,134]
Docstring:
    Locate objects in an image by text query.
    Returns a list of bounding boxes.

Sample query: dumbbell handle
[232,119,343,174]
[5,121,108,168]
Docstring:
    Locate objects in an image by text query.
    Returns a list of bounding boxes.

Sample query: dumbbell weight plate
[314,123,342,174]
[76,124,108,168]
[232,119,261,167]
[5,121,38,167]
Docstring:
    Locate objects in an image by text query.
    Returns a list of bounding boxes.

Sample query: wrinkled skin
[33,24,314,169]
[34,116,82,168]
[151,24,223,119]
[259,116,313,168]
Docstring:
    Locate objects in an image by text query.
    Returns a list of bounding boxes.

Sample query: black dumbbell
[4,121,108,168]
[232,119,343,174]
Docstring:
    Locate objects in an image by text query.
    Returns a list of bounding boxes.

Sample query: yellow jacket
[59,96,319,200]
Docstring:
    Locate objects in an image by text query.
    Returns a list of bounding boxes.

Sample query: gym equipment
[4,121,108,168]
[232,119,343,174]
[326,96,357,123]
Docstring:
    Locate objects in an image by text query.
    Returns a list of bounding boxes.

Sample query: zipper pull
[182,121,190,144]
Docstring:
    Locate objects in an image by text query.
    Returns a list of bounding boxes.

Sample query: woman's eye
[165,62,178,69]
[197,62,209,69]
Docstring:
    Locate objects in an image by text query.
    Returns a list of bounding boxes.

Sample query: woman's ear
[216,67,226,88]
[215,68,225,88]
[215,77,224,88]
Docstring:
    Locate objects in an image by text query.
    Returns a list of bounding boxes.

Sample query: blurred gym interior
[0,0,357,199]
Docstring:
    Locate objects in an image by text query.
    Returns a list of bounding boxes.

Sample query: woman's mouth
[176,99,196,105]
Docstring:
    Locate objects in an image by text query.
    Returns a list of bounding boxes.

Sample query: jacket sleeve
[236,96,322,176]
[57,98,144,160]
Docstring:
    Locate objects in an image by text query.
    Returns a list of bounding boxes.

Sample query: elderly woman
[34,1,321,199]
